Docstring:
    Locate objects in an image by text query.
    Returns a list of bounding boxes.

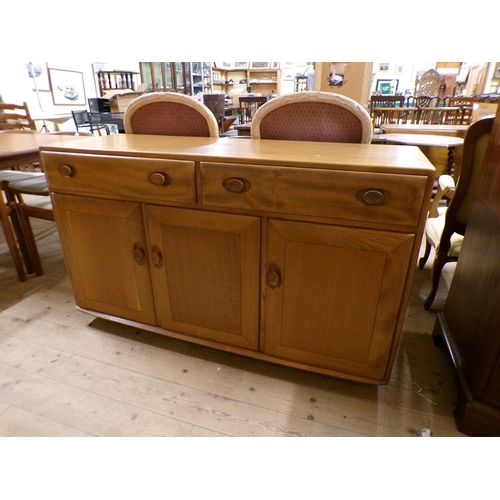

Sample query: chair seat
[8,175,49,195]
[0,170,45,184]
[424,212,463,257]
[22,194,53,211]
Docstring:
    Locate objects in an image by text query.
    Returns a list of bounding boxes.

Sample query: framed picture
[233,62,249,69]
[250,62,269,69]
[26,62,50,91]
[49,68,86,106]
[376,79,399,95]
[378,63,389,72]
[284,70,294,81]
[270,62,280,69]
[215,62,233,69]
[395,63,405,75]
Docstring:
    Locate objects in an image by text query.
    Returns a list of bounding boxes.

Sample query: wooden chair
[251,91,373,144]
[370,95,410,127]
[4,131,93,278]
[418,116,494,309]
[0,102,36,131]
[124,92,219,137]
[238,96,268,124]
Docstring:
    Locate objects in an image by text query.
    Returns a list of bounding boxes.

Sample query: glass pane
[163,63,173,91]
[140,63,153,92]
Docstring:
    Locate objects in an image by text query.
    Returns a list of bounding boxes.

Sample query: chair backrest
[0,102,36,131]
[124,92,219,137]
[370,95,405,109]
[251,91,373,144]
[72,110,92,127]
[444,116,494,234]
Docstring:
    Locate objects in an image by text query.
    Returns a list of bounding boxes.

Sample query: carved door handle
[58,164,76,178]
[151,246,163,267]
[133,243,146,264]
[148,172,171,187]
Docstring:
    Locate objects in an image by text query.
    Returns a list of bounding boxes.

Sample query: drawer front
[200,162,428,226]
[42,152,196,203]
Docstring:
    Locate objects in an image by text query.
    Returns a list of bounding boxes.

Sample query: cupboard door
[146,206,260,350]
[51,194,157,325]
[264,219,415,381]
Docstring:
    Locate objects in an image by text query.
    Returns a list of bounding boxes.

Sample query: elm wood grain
[432,106,500,436]
[40,136,435,385]
[0,218,465,436]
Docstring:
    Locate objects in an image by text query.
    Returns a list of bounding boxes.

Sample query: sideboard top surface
[40,134,436,176]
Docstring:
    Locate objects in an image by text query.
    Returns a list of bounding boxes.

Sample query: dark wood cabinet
[433,106,500,436]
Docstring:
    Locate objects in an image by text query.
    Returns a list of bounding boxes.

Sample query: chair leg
[418,238,432,269]
[15,203,44,276]
[423,250,448,310]
[0,196,27,281]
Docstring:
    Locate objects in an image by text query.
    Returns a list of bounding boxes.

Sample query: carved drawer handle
[148,172,171,187]
[223,177,250,193]
[267,265,282,289]
[58,164,76,178]
[357,189,390,206]
[151,246,163,268]
[133,243,146,265]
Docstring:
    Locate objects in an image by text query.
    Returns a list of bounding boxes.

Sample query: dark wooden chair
[419,116,494,309]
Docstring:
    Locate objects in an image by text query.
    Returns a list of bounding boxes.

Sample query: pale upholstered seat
[419,116,494,309]
[124,92,219,137]
[251,91,373,144]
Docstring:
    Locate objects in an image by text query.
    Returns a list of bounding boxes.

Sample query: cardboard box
[105,91,143,113]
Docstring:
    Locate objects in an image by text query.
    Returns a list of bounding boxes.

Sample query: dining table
[0,131,88,170]
[382,133,464,178]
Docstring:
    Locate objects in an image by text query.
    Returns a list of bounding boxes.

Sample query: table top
[0,132,89,168]
[383,133,464,148]
[382,124,469,137]
[31,114,72,124]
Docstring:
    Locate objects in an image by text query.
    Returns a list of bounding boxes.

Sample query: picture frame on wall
[395,63,405,75]
[376,79,399,95]
[49,68,86,106]
[233,62,249,69]
[250,62,270,69]
[379,63,389,72]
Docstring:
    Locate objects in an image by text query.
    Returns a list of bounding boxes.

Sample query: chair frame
[124,92,219,137]
[419,116,494,309]
[72,109,110,135]
[251,91,373,144]
[0,102,36,131]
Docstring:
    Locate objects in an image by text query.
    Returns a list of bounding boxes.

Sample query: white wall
[0,61,140,131]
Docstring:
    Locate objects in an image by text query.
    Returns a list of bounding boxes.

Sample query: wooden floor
[0,217,465,437]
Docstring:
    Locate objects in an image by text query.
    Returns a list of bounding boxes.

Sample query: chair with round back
[251,91,373,144]
[124,92,219,137]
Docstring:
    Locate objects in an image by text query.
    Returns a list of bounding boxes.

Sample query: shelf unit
[97,70,139,97]
[211,66,281,96]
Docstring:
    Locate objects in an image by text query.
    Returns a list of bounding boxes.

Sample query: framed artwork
[26,62,50,91]
[270,62,280,69]
[234,62,249,69]
[283,70,294,80]
[250,62,269,69]
[378,63,389,72]
[215,62,233,69]
[376,79,399,95]
[49,68,86,106]
[395,63,405,75]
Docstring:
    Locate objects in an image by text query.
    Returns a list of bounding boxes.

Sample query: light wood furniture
[381,123,469,138]
[40,135,435,385]
[432,107,500,436]
[0,102,36,131]
[96,70,139,97]
[383,133,464,178]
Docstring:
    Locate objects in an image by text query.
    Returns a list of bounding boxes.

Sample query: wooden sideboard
[432,107,500,435]
[40,135,435,385]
